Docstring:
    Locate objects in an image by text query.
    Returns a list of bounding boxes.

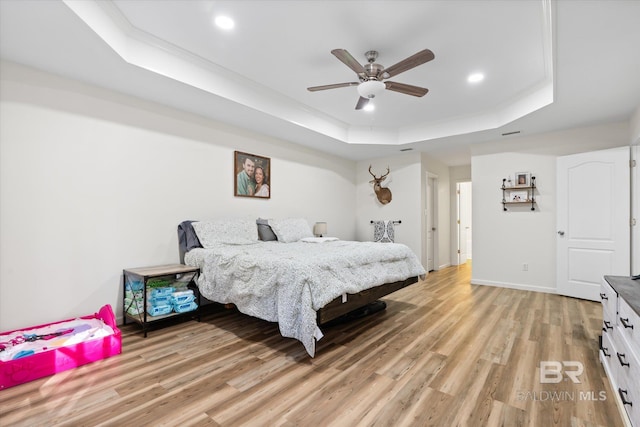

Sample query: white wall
[630,106,640,143]
[472,153,557,293]
[354,152,454,273]
[355,153,423,258]
[0,63,357,330]
[470,123,631,293]
[2,61,635,331]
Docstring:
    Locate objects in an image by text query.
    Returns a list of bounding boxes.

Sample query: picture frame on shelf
[515,172,530,187]
[510,190,529,202]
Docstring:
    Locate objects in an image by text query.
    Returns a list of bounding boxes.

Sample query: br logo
[539,361,584,384]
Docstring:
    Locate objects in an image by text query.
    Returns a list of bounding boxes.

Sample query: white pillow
[192,219,258,247]
[269,218,313,243]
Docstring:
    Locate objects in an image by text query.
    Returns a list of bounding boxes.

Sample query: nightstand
[123,264,200,337]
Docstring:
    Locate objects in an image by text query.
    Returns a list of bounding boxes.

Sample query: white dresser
[600,276,640,427]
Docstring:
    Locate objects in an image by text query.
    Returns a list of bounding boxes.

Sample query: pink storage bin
[0,304,122,390]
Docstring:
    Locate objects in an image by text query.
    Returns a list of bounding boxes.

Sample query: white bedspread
[185,240,425,356]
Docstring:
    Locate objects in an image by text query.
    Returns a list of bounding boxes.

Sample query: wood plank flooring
[0,262,624,426]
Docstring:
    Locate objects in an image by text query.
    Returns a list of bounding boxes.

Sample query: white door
[427,176,436,271]
[633,144,639,277]
[457,182,472,265]
[557,147,630,301]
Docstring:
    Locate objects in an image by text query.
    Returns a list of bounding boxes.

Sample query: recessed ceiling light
[363,103,375,112]
[214,15,235,30]
[467,73,484,83]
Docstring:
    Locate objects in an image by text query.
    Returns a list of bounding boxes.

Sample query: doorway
[457,181,472,265]
[425,173,439,272]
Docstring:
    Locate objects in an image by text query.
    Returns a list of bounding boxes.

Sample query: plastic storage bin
[0,305,122,390]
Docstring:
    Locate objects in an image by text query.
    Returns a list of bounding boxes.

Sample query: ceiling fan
[307,49,435,110]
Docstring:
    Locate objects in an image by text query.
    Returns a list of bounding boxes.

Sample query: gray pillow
[257,218,278,241]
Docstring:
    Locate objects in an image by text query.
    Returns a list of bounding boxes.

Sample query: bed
[178,218,425,356]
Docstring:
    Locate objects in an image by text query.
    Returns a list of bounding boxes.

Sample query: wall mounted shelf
[501,176,536,211]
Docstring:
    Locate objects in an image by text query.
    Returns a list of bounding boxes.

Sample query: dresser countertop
[604,275,640,317]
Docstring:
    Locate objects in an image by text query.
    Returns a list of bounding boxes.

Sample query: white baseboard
[471,278,556,295]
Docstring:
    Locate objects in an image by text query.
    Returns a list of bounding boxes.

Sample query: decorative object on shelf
[501,175,536,211]
[314,222,327,237]
[515,171,531,187]
[507,176,513,187]
[234,151,271,199]
[510,190,529,202]
[368,165,392,205]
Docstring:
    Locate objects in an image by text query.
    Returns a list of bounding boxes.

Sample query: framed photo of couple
[234,151,271,199]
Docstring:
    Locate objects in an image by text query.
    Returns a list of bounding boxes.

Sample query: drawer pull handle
[620,317,634,329]
[618,388,633,406]
[603,321,613,332]
[599,293,608,300]
[617,352,630,367]
[602,347,610,357]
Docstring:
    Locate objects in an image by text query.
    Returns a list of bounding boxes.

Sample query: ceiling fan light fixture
[357,80,385,99]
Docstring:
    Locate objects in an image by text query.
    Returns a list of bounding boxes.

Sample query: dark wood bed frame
[214,276,419,326]
[316,276,419,324]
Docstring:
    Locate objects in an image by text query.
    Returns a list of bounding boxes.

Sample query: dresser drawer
[616,363,640,427]
[603,305,616,332]
[618,297,640,361]
[601,330,616,364]
[600,279,618,319]
[602,322,640,426]
[611,332,639,379]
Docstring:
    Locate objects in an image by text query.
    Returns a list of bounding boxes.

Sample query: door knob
[557,231,565,236]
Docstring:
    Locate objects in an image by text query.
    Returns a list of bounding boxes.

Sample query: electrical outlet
[523,263,529,271]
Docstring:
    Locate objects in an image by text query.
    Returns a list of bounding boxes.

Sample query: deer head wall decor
[369,165,392,205]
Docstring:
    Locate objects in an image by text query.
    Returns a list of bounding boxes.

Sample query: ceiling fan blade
[331,49,366,76]
[383,49,435,78]
[355,97,370,110]
[307,82,359,92]
[385,81,429,97]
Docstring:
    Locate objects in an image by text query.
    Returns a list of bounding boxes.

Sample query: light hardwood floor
[1,262,623,426]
